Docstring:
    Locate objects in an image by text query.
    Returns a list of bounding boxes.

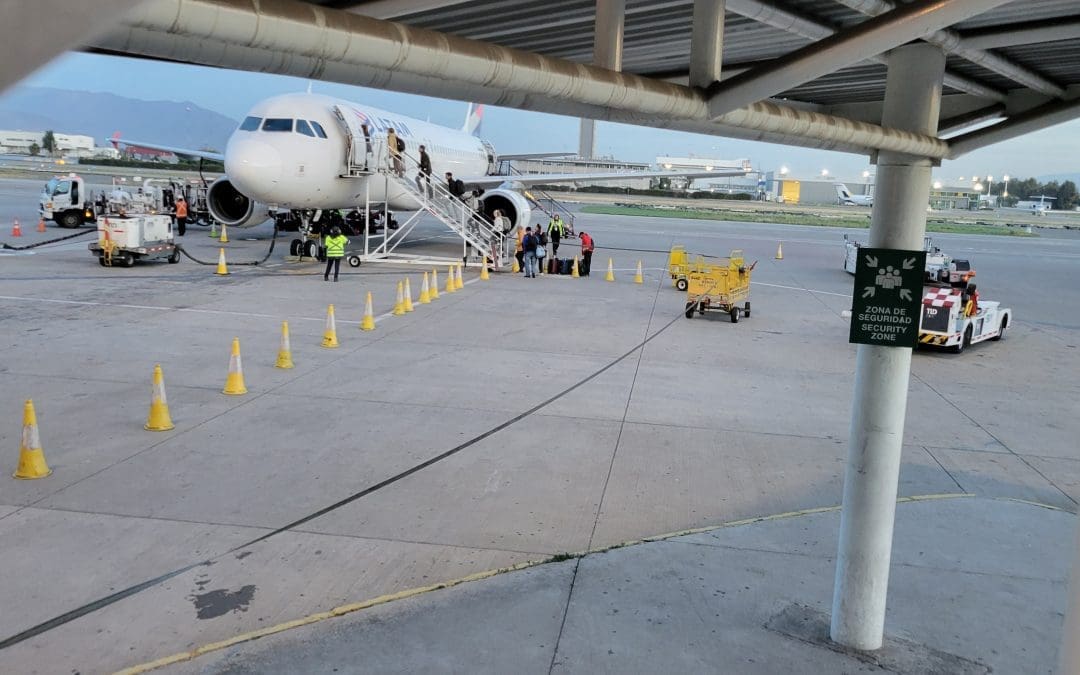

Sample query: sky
[11,52,1080,185]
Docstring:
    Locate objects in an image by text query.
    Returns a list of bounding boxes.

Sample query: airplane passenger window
[296,120,315,137]
[239,116,262,131]
[310,121,328,138]
[262,118,294,132]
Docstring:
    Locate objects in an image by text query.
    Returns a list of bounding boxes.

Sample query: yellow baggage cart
[684,250,755,323]
[668,245,710,291]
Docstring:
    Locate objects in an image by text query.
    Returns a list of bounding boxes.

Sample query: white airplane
[835,183,873,207]
[1015,195,1055,215]
[119,92,751,252]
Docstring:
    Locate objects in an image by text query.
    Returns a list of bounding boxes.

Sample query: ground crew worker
[965,284,979,316]
[174,196,188,236]
[548,214,565,257]
[579,231,594,276]
[323,226,348,282]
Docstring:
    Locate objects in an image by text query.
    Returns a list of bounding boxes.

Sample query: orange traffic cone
[36,218,46,233]
[11,218,22,237]
[13,400,51,479]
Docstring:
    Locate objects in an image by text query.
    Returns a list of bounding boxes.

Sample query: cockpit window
[311,121,328,139]
[239,116,262,131]
[262,118,293,132]
[296,120,315,137]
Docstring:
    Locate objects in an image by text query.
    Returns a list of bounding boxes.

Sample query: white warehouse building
[0,130,118,158]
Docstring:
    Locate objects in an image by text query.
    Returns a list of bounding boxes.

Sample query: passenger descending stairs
[382,167,508,268]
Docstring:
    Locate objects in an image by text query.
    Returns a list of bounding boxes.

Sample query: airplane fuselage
[224,93,492,211]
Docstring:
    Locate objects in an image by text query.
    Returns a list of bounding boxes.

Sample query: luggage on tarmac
[560,259,572,275]
[548,257,558,275]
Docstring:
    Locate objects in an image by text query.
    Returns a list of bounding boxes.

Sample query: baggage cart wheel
[676,278,688,292]
[730,307,740,323]
[684,302,695,319]
[98,255,106,267]
[743,301,751,318]
[347,255,361,268]
[289,239,302,256]
[168,250,180,264]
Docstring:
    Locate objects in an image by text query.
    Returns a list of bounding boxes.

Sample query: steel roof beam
[95,0,950,158]
[336,0,475,20]
[956,18,1080,50]
[689,0,725,89]
[948,94,1080,157]
[832,0,1067,99]
[725,0,1006,102]
[708,0,1011,119]
[936,103,1006,136]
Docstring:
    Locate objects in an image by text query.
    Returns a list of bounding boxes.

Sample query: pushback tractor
[918,283,1011,353]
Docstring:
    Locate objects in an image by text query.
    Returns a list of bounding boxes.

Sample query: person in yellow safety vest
[547,214,565,257]
[323,226,348,282]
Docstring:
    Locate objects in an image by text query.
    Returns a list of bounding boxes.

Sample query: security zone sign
[849,247,927,348]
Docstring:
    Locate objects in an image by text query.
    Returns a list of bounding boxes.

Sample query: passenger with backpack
[387,128,405,177]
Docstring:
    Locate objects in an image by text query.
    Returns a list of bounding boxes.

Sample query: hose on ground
[174,223,280,266]
[1,227,97,250]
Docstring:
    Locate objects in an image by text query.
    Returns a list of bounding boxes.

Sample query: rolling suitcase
[548,257,558,275]
[560,259,572,275]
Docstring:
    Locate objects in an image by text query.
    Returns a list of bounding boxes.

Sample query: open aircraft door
[331,104,373,173]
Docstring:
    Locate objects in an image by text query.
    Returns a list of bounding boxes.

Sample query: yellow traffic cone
[480,258,490,281]
[13,399,51,479]
[276,321,294,369]
[208,221,218,238]
[634,260,644,284]
[455,264,464,290]
[360,291,376,331]
[572,256,580,278]
[322,304,340,348]
[419,272,432,304]
[512,257,520,273]
[445,266,456,294]
[605,258,615,282]
[223,337,248,395]
[404,278,415,312]
[431,269,440,300]
[775,241,784,260]
[144,364,175,431]
[393,281,406,316]
[215,248,229,275]
[219,223,229,244]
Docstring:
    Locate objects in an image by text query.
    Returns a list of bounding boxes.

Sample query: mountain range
[0,86,237,151]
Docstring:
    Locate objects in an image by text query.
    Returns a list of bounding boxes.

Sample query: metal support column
[690,0,725,89]
[830,43,945,652]
[578,0,624,158]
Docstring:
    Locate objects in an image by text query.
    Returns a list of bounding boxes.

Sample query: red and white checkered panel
[923,287,958,308]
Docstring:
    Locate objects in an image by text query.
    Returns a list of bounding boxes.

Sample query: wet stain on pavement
[190,585,257,620]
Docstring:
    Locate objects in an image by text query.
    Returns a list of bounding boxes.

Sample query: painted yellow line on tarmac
[113,492,979,674]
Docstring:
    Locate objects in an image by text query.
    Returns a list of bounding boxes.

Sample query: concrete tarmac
[0,181,1077,673]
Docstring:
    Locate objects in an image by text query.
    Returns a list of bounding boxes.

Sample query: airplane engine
[478,189,531,233]
[207,177,270,229]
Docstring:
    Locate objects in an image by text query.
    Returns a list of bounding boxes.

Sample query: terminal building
[0,130,119,158]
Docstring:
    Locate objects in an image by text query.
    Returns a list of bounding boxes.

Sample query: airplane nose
[224,137,283,197]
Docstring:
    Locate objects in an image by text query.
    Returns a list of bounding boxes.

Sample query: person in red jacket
[578,231,594,276]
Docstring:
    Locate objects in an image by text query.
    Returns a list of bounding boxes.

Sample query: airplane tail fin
[463,103,483,136]
[110,131,122,149]
[835,183,852,199]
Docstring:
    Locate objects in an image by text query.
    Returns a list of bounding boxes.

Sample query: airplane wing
[110,138,225,162]
[460,166,751,188]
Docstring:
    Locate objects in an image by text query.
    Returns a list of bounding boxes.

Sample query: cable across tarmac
[0,309,683,651]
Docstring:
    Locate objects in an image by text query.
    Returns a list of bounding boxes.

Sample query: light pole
[1003,174,1010,199]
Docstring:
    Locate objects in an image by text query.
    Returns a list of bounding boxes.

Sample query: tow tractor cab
[918,283,1011,353]
[40,173,96,228]
[844,234,974,287]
